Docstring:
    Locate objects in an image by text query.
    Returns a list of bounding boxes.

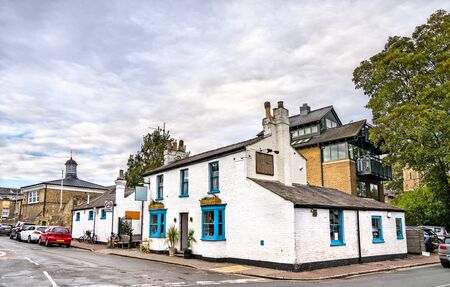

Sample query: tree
[125,127,171,187]
[353,10,450,226]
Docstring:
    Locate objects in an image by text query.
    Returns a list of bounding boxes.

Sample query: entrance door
[179,213,189,251]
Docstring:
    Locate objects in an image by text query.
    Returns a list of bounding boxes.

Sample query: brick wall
[403,168,422,192]
[322,159,356,195]
[297,146,322,186]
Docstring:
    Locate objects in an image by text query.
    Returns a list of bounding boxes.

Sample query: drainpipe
[93,207,97,241]
[356,209,362,263]
[43,184,47,217]
[320,146,324,186]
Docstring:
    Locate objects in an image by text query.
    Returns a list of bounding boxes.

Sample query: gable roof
[72,186,116,211]
[292,120,366,148]
[249,178,402,212]
[21,177,108,191]
[289,106,334,128]
[143,136,264,176]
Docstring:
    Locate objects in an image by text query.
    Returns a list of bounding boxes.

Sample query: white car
[20,226,48,243]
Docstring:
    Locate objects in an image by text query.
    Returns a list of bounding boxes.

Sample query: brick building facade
[0,187,22,224]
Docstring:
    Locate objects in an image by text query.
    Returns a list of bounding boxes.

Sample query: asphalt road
[0,236,449,287]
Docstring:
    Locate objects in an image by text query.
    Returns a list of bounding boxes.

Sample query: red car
[39,226,71,248]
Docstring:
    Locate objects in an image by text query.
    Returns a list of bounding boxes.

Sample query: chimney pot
[264,102,271,118]
[178,140,184,151]
[118,169,125,180]
[277,101,284,108]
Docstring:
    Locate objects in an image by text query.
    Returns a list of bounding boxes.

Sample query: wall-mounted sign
[256,152,274,176]
[125,211,140,220]
[104,200,114,212]
[135,186,147,201]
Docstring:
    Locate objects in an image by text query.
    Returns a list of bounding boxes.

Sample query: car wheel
[27,236,31,243]
[442,262,450,268]
[65,244,70,248]
[45,239,49,247]
[16,234,20,241]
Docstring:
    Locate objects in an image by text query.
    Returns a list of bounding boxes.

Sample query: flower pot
[168,247,176,256]
[184,249,193,259]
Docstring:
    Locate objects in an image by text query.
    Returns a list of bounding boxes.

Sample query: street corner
[0,248,15,259]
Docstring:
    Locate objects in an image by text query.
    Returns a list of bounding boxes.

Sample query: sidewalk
[72,242,440,280]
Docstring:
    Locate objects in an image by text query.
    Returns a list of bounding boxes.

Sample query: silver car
[420,226,448,242]
[439,237,450,268]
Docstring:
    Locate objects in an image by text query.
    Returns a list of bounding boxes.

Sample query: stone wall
[297,146,322,186]
[0,199,21,224]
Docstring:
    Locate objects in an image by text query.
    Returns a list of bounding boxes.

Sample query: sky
[0,1,446,188]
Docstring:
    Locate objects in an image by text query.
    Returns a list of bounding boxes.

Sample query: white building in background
[141,101,407,271]
[71,175,143,243]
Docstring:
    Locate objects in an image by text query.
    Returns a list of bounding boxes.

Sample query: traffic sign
[104,200,114,212]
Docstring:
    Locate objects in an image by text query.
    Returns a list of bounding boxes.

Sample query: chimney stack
[164,139,187,165]
[264,101,271,118]
[300,103,311,115]
[117,169,125,180]
[178,140,184,152]
[277,101,284,108]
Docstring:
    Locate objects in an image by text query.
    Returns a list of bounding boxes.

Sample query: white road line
[25,257,39,266]
[434,284,450,287]
[43,271,58,287]
[0,251,6,257]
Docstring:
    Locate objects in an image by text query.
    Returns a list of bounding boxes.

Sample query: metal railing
[356,157,392,180]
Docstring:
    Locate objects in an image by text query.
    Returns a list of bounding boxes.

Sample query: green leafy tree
[353,10,450,226]
[393,186,446,226]
[125,127,171,187]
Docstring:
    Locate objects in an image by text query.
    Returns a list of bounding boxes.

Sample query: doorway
[179,213,189,251]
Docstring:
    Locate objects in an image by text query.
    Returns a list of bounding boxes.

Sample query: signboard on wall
[135,186,147,201]
[256,152,274,176]
[125,211,140,220]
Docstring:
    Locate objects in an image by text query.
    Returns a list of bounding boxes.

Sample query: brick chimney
[300,103,311,115]
[164,139,187,165]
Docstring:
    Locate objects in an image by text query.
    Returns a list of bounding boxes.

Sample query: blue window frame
[396,218,404,239]
[156,175,164,200]
[201,205,225,241]
[180,169,189,197]
[372,216,384,243]
[330,209,345,246]
[100,209,106,220]
[75,212,80,221]
[149,209,166,238]
[209,162,219,193]
[88,210,93,220]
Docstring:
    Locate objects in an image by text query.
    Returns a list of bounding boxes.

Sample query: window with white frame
[2,208,9,218]
[28,191,39,204]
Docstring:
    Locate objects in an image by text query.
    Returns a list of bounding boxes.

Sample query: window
[372,216,384,243]
[209,162,219,193]
[291,125,319,139]
[149,209,166,238]
[396,218,404,239]
[28,191,39,204]
[75,212,80,221]
[180,169,189,197]
[2,208,9,218]
[88,210,94,220]
[330,209,345,246]
[370,184,379,200]
[357,182,367,197]
[201,205,225,241]
[100,209,106,220]
[326,118,337,128]
[322,143,347,162]
[156,175,164,200]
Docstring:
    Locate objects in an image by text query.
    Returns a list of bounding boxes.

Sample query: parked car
[9,222,35,240]
[438,237,450,268]
[39,226,71,247]
[419,227,439,252]
[0,224,13,236]
[419,226,448,242]
[19,225,48,243]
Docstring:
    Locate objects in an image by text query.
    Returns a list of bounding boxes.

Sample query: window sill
[88,219,93,221]
[330,242,346,247]
[397,236,404,240]
[208,190,220,194]
[100,218,106,220]
[179,194,189,198]
[155,198,164,201]
[372,239,385,244]
[149,234,166,238]
[201,238,226,241]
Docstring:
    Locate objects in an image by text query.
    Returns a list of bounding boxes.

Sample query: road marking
[25,257,39,266]
[434,284,450,287]
[43,271,58,287]
[0,251,6,257]
[210,265,250,273]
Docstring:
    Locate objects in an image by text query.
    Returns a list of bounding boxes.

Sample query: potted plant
[200,195,221,206]
[184,228,197,259]
[165,225,179,256]
[149,200,165,210]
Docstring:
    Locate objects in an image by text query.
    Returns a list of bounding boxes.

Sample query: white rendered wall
[143,150,297,264]
[294,208,407,264]
[71,208,113,243]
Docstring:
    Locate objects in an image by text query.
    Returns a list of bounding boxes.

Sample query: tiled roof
[289,106,333,127]
[21,178,108,190]
[73,186,116,210]
[249,178,402,212]
[143,137,264,176]
[292,120,366,148]
[0,187,21,195]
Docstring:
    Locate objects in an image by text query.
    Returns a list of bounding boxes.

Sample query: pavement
[71,240,440,281]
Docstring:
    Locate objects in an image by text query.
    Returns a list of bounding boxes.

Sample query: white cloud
[0,0,446,187]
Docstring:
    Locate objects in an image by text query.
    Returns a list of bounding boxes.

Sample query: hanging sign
[135,186,147,201]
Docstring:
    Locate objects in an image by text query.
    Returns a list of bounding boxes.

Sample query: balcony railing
[356,157,392,180]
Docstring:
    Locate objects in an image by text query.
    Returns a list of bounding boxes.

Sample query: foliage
[125,127,171,187]
[353,10,450,224]
[165,225,179,248]
[186,228,197,249]
[385,164,403,195]
[119,219,133,235]
[392,186,447,227]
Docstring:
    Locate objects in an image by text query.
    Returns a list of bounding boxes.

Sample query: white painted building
[72,177,143,243]
[140,101,407,271]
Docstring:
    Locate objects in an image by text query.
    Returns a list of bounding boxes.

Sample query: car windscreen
[445,238,450,244]
[53,228,69,234]
[37,227,47,233]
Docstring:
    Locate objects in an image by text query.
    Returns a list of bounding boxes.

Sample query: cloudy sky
[0,1,446,188]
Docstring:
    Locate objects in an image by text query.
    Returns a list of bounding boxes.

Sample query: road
[0,236,449,287]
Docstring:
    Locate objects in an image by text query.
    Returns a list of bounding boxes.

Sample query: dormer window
[291,124,319,139]
[326,119,338,128]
